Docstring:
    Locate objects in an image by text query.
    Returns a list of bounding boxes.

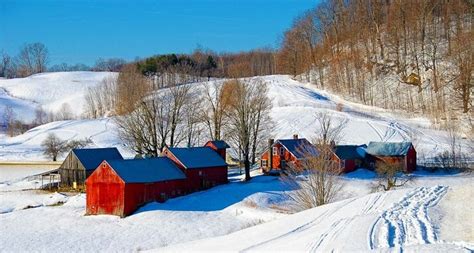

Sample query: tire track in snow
[369,186,448,249]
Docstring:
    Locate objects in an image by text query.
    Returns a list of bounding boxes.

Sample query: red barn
[204,140,230,160]
[333,145,367,173]
[365,142,416,173]
[260,135,318,173]
[86,157,186,217]
[162,146,228,193]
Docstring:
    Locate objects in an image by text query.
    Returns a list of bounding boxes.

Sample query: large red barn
[86,157,186,217]
[162,145,228,193]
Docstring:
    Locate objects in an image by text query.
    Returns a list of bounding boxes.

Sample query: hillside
[0,71,117,122]
[0,72,471,161]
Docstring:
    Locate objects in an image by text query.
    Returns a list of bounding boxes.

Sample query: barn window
[102,163,106,168]
[280,147,285,156]
[273,147,278,155]
[261,160,268,167]
[341,160,345,168]
[199,171,202,176]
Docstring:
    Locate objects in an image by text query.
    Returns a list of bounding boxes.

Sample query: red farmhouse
[163,144,228,193]
[260,135,318,173]
[365,142,416,173]
[333,145,367,173]
[86,157,186,217]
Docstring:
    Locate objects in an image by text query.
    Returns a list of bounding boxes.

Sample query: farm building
[365,142,416,173]
[86,157,187,217]
[59,148,123,188]
[163,145,228,193]
[204,140,230,160]
[333,145,367,173]
[260,135,318,173]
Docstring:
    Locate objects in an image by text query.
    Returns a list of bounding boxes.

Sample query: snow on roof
[365,142,413,156]
[206,140,230,149]
[107,157,186,183]
[167,147,227,169]
[335,145,367,160]
[73,148,123,171]
[277,138,318,159]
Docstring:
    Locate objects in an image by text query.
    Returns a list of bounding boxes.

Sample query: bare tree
[84,76,118,118]
[56,103,74,120]
[17,42,48,76]
[41,133,67,161]
[3,106,16,136]
[115,64,150,115]
[283,144,343,210]
[226,79,271,181]
[374,161,411,191]
[314,112,348,146]
[201,81,231,141]
[34,105,47,125]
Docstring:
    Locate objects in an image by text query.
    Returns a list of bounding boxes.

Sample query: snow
[1,73,471,162]
[0,73,472,252]
[0,71,117,121]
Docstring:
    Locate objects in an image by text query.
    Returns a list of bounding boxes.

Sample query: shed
[334,145,367,173]
[163,146,228,192]
[86,157,186,217]
[365,142,416,173]
[260,135,318,173]
[59,148,123,188]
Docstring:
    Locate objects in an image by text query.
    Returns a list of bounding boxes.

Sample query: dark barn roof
[107,157,186,183]
[366,142,413,156]
[335,145,367,160]
[206,140,230,149]
[167,147,227,169]
[73,148,123,171]
[277,138,318,159]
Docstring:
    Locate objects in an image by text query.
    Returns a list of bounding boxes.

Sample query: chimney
[268,139,274,171]
[293,134,299,140]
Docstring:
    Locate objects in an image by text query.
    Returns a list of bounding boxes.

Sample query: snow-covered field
[0,73,471,161]
[0,71,117,122]
[0,166,472,252]
[0,72,472,252]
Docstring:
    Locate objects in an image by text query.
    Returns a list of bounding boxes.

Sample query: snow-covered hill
[0,71,117,122]
[0,73,470,161]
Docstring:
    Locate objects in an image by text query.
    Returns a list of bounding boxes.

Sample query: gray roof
[206,140,230,149]
[107,157,186,183]
[277,138,318,159]
[73,148,123,171]
[366,142,413,156]
[167,147,227,169]
[335,145,367,160]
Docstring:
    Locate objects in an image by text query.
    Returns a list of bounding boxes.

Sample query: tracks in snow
[369,186,448,249]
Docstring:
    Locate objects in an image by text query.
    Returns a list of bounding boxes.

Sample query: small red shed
[162,146,228,193]
[260,135,318,173]
[86,157,186,217]
[365,142,416,173]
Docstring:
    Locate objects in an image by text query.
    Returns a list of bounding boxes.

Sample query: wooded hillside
[277,0,472,121]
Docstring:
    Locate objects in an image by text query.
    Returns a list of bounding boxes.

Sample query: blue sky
[1,0,316,66]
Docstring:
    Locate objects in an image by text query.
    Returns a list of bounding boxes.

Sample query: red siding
[163,149,229,193]
[204,142,227,160]
[260,143,301,172]
[86,161,186,217]
[86,162,125,216]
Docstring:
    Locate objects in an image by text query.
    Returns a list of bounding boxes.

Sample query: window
[280,147,285,156]
[261,159,268,167]
[273,147,278,155]
[341,160,345,168]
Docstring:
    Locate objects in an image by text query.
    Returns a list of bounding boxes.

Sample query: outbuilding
[365,142,416,173]
[162,146,228,192]
[333,145,367,173]
[59,148,123,188]
[86,157,186,217]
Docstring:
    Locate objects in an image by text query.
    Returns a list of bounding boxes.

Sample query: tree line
[276,0,472,119]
